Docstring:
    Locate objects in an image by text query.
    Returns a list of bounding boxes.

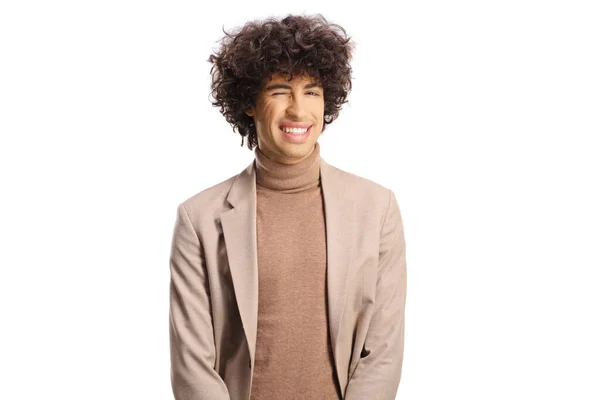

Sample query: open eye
[272,92,320,96]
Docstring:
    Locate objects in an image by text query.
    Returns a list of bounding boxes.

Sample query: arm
[344,189,407,400]
[169,203,230,400]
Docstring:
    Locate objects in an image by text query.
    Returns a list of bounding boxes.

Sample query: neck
[254,142,321,192]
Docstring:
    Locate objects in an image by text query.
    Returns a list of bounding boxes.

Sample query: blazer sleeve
[344,189,407,400]
[169,203,231,400]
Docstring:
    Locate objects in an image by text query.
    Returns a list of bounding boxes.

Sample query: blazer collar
[220,155,355,391]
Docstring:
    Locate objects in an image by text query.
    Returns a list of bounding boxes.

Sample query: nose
[286,95,308,119]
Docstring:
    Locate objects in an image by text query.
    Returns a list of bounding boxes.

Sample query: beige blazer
[169,156,407,400]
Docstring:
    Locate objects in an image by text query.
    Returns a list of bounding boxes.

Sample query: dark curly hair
[207,13,356,150]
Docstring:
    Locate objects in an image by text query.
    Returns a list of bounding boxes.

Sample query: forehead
[263,72,321,86]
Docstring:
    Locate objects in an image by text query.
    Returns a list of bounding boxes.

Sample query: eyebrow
[263,83,322,92]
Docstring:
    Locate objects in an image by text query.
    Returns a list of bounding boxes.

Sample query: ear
[245,110,254,117]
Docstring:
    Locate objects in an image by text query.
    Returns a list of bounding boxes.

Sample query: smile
[279,125,312,143]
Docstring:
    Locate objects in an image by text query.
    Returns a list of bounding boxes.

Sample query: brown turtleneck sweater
[249,141,341,400]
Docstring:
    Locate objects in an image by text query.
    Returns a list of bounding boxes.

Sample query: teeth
[282,127,309,134]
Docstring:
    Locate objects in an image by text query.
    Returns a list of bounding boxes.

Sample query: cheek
[313,100,325,114]
[264,107,284,124]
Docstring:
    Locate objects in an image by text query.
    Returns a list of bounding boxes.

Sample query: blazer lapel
[220,155,355,390]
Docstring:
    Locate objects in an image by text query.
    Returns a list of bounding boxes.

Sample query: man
[169,14,407,400]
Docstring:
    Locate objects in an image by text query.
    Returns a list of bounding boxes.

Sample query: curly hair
[207,13,356,150]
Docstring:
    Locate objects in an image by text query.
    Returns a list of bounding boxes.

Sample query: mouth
[279,125,312,143]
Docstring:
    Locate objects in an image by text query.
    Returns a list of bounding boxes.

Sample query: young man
[169,14,407,400]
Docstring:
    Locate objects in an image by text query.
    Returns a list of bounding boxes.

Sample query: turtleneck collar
[254,141,321,193]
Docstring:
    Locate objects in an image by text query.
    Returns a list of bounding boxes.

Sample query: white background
[1,1,599,399]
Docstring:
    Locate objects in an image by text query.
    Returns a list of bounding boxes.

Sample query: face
[246,72,324,165]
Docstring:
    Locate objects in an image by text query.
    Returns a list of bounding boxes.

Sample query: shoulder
[325,161,402,240]
[325,161,393,209]
[177,172,238,222]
